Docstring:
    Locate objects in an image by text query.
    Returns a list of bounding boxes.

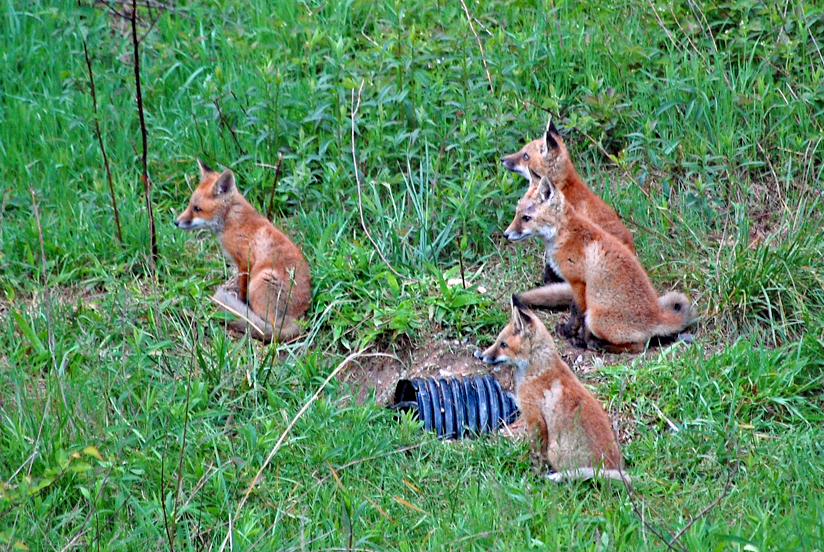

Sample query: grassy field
[1,0,823,549]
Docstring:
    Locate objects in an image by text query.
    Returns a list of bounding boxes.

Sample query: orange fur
[502,118,635,253]
[175,160,311,342]
[507,176,694,353]
[477,296,627,483]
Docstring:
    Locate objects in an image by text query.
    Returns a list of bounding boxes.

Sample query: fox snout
[174,213,193,230]
[474,348,506,365]
[503,227,531,242]
[501,152,533,181]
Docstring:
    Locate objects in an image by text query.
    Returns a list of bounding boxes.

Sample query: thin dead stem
[171,366,194,525]
[159,432,176,552]
[83,41,122,243]
[667,446,740,547]
[29,186,77,437]
[350,80,407,280]
[264,152,285,221]
[232,348,374,521]
[213,96,246,155]
[458,0,493,92]
[131,0,158,271]
[801,3,824,73]
[547,0,563,49]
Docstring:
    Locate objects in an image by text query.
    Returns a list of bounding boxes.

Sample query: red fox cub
[502,118,635,253]
[501,119,635,308]
[175,160,311,343]
[476,295,628,483]
[505,175,695,354]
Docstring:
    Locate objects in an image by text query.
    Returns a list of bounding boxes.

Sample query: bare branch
[265,152,284,221]
[131,0,158,270]
[458,0,493,92]
[83,41,123,243]
[213,97,246,156]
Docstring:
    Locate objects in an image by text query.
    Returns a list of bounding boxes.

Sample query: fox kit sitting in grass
[501,118,635,309]
[175,160,311,343]
[476,295,628,483]
[505,175,695,353]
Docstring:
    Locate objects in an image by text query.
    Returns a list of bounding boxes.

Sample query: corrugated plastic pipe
[390,374,519,439]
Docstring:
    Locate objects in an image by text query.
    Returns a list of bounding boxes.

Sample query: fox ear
[212,169,236,196]
[510,294,533,334]
[197,159,215,179]
[544,118,560,152]
[535,175,555,203]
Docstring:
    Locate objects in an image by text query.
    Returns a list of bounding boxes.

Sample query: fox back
[521,177,695,352]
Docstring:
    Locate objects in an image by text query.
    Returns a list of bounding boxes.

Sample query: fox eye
[193,205,202,213]
[500,342,508,349]
[522,153,530,161]
[522,215,531,222]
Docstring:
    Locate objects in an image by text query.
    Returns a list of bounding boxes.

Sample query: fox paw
[217,275,241,294]
[556,321,575,339]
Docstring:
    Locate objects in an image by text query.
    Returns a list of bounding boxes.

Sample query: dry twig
[83,41,122,243]
[264,152,285,221]
[130,0,158,270]
[458,0,493,92]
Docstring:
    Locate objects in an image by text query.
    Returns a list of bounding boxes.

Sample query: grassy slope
[1,0,823,549]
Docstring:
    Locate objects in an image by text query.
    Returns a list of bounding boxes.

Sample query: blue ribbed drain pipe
[391,374,519,439]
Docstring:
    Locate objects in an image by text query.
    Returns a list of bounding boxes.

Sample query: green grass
[1,0,823,549]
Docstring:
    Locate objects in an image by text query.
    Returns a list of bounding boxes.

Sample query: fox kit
[506,176,695,354]
[502,118,634,253]
[175,160,311,343]
[476,295,627,483]
[502,119,635,309]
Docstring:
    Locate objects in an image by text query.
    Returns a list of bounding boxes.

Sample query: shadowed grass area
[1,0,823,550]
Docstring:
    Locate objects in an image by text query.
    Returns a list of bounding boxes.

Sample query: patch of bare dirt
[341,333,518,406]
[338,306,659,407]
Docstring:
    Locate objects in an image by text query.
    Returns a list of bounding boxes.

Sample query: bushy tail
[546,467,632,486]
[211,286,275,343]
[652,291,696,337]
[516,283,574,309]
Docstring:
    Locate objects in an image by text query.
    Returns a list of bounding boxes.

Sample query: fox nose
[473,350,482,359]
[503,231,510,239]
[174,219,180,227]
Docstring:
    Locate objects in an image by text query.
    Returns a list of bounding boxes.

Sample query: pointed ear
[197,159,215,179]
[510,294,532,334]
[546,117,560,137]
[543,117,561,153]
[535,175,555,203]
[212,169,236,196]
